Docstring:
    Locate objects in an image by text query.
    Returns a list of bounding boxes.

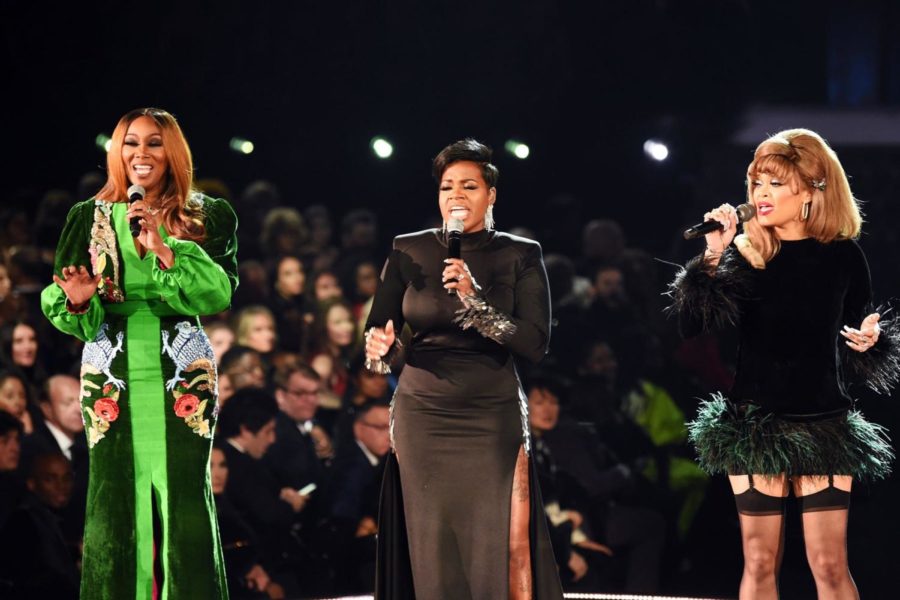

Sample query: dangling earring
[484,204,495,230]
[801,202,811,221]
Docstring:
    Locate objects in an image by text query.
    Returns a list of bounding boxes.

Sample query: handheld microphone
[446,218,464,295]
[683,203,756,240]
[127,184,146,238]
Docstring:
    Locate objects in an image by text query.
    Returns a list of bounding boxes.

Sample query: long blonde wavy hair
[738,129,861,267]
[96,107,206,243]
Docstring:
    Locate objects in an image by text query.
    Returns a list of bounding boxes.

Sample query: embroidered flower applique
[163,322,218,438]
[81,324,126,448]
[89,201,124,303]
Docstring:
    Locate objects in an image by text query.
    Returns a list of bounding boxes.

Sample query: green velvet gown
[41,194,238,600]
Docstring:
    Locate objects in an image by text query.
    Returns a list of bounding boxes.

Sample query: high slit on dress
[367,228,563,599]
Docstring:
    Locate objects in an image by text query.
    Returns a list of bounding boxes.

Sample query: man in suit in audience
[217,387,310,596]
[21,375,88,542]
[324,400,391,593]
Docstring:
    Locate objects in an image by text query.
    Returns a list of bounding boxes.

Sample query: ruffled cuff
[845,309,900,395]
[665,249,750,332]
[453,292,517,344]
[364,329,403,374]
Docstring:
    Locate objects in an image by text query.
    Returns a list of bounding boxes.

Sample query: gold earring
[801,202,810,220]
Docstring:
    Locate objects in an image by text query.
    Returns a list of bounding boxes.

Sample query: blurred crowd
[0,173,746,599]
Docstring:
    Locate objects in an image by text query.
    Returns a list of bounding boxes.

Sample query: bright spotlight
[96,134,112,152]
[371,137,393,159]
[229,137,255,155]
[643,139,669,161]
[504,140,530,159]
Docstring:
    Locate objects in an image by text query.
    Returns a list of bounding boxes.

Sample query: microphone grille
[736,203,756,222]
[447,218,465,234]
[127,184,146,200]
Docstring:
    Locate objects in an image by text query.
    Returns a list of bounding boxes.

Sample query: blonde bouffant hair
[739,129,862,267]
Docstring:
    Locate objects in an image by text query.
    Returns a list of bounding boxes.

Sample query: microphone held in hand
[683,202,756,240]
[446,218,464,295]
[127,184,146,238]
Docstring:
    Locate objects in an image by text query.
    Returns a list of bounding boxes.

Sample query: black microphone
[683,203,756,240]
[127,184,146,237]
[446,218,464,295]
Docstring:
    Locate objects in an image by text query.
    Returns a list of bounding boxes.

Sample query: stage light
[371,137,393,159]
[229,137,255,155]
[643,139,669,161]
[96,134,112,152]
[504,140,530,159]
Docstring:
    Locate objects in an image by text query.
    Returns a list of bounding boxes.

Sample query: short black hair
[0,410,23,437]
[524,371,570,405]
[432,139,499,188]
[353,398,391,423]
[219,345,261,374]
[216,387,279,437]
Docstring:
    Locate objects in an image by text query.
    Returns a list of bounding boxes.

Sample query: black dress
[366,228,563,599]
[669,238,896,478]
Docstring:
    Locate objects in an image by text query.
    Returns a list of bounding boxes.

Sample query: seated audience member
[211,445,283,600]
[324,400,391,594]
[528,374,665,594]
[266,362,330,500]
[233,305,278,356]
[205,320,236,365]
[217,388,308,596]
[22,375,88,542]
[308,298,357,412]
[0,320,47,397]
[0,411,24,529]
[219,346,267,404]
[267,255,316,355]
[0,369,32,435]
[0,452,79,599]
[310,270,343,304]
[334,354,392,447]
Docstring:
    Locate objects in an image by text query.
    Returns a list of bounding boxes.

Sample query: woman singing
[669,129,896,599]
[41,107,238,598]
[365,139,563,599]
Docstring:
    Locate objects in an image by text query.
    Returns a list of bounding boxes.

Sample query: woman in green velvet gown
[41,108,238,599]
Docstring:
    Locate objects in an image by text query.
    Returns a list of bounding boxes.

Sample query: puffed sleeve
[665,248,751,338]
[41,200,106,342]
[364,241,408,373]
[840,241,900,395]
[151,196,239,316]
[455,241,551,364]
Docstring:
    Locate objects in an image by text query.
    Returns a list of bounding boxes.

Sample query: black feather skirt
[688,394,894,480]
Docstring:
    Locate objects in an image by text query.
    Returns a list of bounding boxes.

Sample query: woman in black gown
[669,129,896,599]
[365,139,563,599]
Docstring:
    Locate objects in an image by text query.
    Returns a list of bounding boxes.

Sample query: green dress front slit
[41,197,238,599]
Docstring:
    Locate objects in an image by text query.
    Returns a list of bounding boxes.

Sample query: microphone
[127,184,146,238]
[446,218,464,295]
[683,203,756,240]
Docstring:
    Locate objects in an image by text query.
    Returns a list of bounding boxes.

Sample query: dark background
[4,1,900,597]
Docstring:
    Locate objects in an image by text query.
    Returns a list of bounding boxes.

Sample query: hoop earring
[484,205,495,230]
[801,202,811,221]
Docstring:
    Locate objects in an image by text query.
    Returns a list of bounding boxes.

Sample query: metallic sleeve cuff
[364,328,403,374]
[453,292,517,345]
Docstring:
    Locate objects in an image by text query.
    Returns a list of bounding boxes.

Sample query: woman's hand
[244,564,271,592]
[365,319,396,360]
[703,203,739,257]
[567,550,589,581]
[53,265,101,308]
[279,487,309,513]
[126,201,174,267]
[842,312,881,352]
[443,258,480,298]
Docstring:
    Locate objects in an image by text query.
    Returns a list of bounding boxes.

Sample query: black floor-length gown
[367,228,563,599]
